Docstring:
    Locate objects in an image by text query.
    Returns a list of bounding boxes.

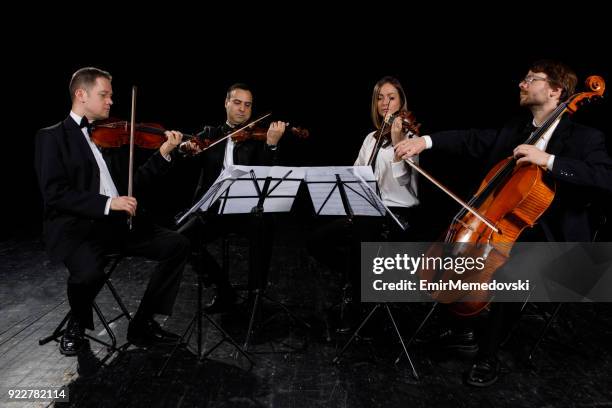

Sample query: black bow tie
[79,117,93,134]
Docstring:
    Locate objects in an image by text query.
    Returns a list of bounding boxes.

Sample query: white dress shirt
[70,111,118,215]
[355,131,419,208]
[222,122,236,170]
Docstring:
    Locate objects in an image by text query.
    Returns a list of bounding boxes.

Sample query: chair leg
[90,301,118,351]
[40,255,131,354]
[105,279,132,322]
[38,311,71,345]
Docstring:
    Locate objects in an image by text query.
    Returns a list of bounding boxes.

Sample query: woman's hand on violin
[394,137,426,162]
[391,116,405,146]
[513,144,551,167]
[111,196,138,216]
[266,121,287,145]
[159,130,184,157]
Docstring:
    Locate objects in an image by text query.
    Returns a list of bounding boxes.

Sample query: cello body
[421,159,555,317]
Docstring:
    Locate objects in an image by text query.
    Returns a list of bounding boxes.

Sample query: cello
[405,76,606,316]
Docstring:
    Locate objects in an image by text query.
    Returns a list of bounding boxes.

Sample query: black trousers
[307,206,422,302]
[441,236,545,358]
[63,220,190,329]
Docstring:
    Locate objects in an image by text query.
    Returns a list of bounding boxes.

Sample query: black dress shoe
[127,318,180,347]
[60,319,86,356]
[427,327,479,357]
[465,355,501,387]
[204,288,237,314]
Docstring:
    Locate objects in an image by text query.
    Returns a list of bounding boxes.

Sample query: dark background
[4,23,611,241]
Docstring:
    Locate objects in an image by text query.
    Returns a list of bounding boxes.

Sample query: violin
[183,115,310,155]
[230,121,310,143]
[375,110,421,141]
[90,118,208,150]
[367,109,421,167]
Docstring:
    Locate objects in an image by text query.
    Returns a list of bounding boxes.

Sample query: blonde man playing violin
[35,67,190,356]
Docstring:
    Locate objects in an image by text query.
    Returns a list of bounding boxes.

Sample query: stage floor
[1,233,611,408]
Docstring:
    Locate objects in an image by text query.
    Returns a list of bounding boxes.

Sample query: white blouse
[354,131,419,208]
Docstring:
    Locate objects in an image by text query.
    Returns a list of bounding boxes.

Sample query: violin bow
[127,86,137,230]
[403,157,499,233]
[367,100,393,167]
[201,112,272,151]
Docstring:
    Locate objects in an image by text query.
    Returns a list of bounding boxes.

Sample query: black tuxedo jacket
[429,115,612,241]
[34,116,173,260]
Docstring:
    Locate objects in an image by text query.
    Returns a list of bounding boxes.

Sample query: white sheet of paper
[175,167,248,225]
[304,166,384,216]
[217,166,304,214]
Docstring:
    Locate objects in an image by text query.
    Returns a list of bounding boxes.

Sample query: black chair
[38,254,132,354]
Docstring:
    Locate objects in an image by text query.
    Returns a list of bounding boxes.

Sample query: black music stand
[305,166,419,380]
[157,171,254,376]
[216,166,311,355]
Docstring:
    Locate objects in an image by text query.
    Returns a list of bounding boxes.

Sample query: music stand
[215,165,312,355]
[157,168,253,376]
[304,166,419,380]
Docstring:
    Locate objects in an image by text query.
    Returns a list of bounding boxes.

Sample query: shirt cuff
[546,154,555,171]
[104,197,112,215]
[162,153,172,162]
[423,135,433,149]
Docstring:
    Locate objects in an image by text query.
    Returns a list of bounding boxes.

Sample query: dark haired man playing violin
[187,83,286,199]
[183,83,287,313]
[35,67,190,356]
[395,60,612,386]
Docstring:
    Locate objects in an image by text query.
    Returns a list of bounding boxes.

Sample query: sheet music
[218,165,304,214]
[175,166,248,225]
[203,166,247,209]
[349,167,405,230]
[304,166,383,216]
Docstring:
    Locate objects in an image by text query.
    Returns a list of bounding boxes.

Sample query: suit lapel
[63,116,97,167]
[546,117,572,156]
[63,116,101,193]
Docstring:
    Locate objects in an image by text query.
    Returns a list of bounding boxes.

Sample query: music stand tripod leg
[384,304,418,380]
[529,302,563,362]
[203,313,254,368]
[159,213,253,376]
[332,303,380,364]
[241,289,262,355]
[156,312,198,377]
[395,302,437,366]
